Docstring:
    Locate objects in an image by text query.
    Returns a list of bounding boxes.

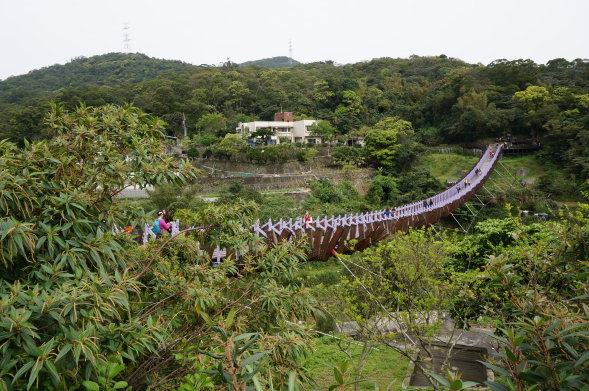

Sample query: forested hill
[0,53,200,104]
[0,54,298,106]
[239,56,300,68]
[1,53,589,182]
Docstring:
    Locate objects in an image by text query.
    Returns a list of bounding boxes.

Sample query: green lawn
[486,154,550,188]
[416,152,550,185]
[304,336,409,391]
[416,152,575,198]
[296,262,411,390]
[415,153,479,184]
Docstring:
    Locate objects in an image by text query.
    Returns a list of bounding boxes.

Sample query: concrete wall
[196,168,374,194]
[194,156,332,175]
[293,120,319,142]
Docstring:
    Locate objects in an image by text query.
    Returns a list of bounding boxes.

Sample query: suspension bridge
[139,145,504,261]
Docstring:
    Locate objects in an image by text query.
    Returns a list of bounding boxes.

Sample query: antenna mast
[123,23,131,53]
[288,39,293,65]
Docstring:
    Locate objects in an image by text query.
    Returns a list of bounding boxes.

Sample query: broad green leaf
[505,348,517,362]
[55,344,72,362]
[288,371,297,391]
[574,350,589,367]
[44,360,61,385]
[478,361,510,377]
[233,332,258,342]
[27,359,43,391]
[429,373,451,387]
[82,380,100,391]
[239,351,267,368]
[333,367,344,385]
[11,361,34,384]
[113,381,128,389]
[483,381,511,391]
[224,308,236,329]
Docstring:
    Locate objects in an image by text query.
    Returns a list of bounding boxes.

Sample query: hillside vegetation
[0,53,199,104]
[1,54,588,187]
[1,62,587,389]
[239,56,299,69]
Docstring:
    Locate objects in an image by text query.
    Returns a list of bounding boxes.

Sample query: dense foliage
[317,206,588,389]
[0,104,194,389]
[2,53,589,183]
[2,51,589,389]
[239,56,299,69]
[0,105,318,390]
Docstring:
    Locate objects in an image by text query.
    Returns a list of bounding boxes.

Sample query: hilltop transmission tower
[123,23,131,53]
[288,39,293,65]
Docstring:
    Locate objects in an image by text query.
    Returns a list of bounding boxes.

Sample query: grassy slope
[415,153,479,184]
[416,152,569,196]
[486,155,553,189]
[296,261,410,390]
[304,336,409,390]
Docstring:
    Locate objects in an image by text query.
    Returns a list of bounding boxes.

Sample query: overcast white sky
[1,0,587,80]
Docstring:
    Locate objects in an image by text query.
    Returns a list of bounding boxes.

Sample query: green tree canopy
[214,133,246,158]
[0,104,319,390]
[196,112,228,137]
[513,85,550,112]
[251,127,274,144]
[309,119,337,143]
[0,103,198,389]
[364,116,415,169]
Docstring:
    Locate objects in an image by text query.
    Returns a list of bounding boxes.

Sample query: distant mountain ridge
[239,56,300,69]
[0,53,199,106]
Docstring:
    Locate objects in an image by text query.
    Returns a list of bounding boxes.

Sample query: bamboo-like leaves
[1,104,200,388]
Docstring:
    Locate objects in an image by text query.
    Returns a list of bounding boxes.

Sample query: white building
[236,119,320,145]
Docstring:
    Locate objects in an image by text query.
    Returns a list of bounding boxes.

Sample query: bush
[218,182,263,204]
[367,175,398,205]
[258,194,303,222]
[416,126,443,146]
[536,172,580,199]
[246,145,292,164]
[187,147,199,158]
[331,146,367,167]
[303,179,371,216]
[296,148,318,162]
[192,133,218,147]
[0,104,198,389]
[308,178,343,204]
[395,168,444,203]
[202,147,213,158]
[213,133,246,159]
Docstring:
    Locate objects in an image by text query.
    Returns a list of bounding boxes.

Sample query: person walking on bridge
[153,211,171,238]
[304,211,313,228]
[162,209,173,224]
